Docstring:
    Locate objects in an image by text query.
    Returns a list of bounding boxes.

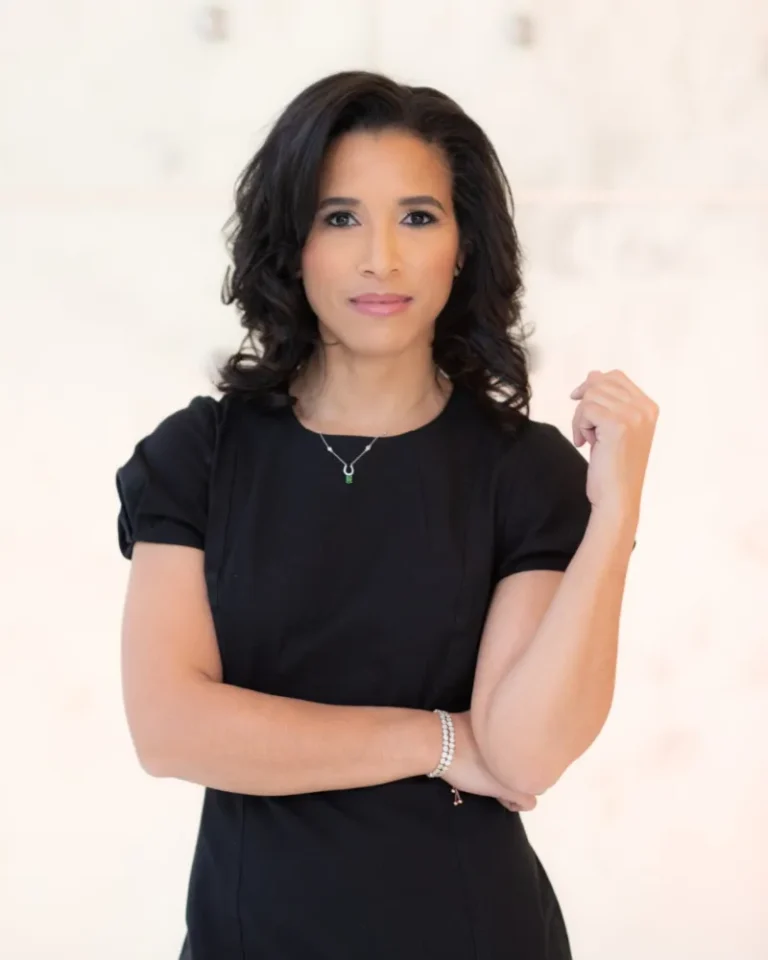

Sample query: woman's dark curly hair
[215,69,532,432]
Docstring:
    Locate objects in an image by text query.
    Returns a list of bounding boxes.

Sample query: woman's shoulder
[455,388,582,468]
[114,392,242,559]
[134,390,252,454]
[475,411,589,508]
[155,391,226,434]
[117,390,280,484]
[497,414,584,465]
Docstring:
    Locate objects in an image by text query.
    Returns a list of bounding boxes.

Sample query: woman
[116,70,658,960]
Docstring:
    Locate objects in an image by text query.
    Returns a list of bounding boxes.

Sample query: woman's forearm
[480,508,636,794]
[141,678,441,795]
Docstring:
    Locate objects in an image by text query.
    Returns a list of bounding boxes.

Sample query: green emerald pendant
[345,474,354,484]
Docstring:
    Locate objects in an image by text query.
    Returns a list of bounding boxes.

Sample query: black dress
[115,382,593,960]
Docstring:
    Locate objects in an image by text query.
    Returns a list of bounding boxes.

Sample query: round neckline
[289,380,460,442]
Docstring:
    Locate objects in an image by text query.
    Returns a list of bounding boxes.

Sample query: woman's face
[300,129,462,359]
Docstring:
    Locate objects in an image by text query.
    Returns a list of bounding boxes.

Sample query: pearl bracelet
[427,709,456,779]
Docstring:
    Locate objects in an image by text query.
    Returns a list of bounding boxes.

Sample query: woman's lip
[349,298,413,316]
[350,296,412,303]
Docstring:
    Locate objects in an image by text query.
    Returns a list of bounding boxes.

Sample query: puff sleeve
[115,395,219,559]
[494,420,593,580]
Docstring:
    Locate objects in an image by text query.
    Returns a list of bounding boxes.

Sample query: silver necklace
[306,374,448,485]
[318,431,388,484]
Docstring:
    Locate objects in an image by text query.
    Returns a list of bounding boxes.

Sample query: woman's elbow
[128,724,174,778]
[470,713,561,797]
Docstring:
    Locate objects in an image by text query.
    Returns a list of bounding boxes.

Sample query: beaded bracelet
[427,709,463,805]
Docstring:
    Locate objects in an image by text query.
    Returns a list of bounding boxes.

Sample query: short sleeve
[495,420,593,579]
[115,395,219,559]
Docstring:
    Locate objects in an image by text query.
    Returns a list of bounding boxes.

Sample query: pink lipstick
[349,294,413,316]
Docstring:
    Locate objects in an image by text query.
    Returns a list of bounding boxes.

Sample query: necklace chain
[304,372,449,485]
[318,432,387,485]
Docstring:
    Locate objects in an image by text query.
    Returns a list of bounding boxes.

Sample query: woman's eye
[325,211,356,227]
[404,210,437,226]
[323,209,437,228]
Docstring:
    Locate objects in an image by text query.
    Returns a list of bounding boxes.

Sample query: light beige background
[1,1,765,957]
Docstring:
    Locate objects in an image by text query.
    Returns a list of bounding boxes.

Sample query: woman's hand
[570,369,659,521]
[441,712,538,812]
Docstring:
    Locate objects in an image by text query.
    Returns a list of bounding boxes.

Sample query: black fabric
[116,384,594,960]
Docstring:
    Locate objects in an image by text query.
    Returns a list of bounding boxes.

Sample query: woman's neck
[290,361,452,438]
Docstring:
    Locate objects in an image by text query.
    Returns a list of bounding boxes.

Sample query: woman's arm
[471,508,635,796]
[472,369,656,794]
[121,542,440,795]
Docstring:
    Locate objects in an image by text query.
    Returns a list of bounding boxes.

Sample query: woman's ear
[455,240,471,275]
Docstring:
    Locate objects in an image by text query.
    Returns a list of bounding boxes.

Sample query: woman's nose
[357,224,401,277]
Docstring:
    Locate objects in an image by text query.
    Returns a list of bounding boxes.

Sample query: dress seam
[236,794,246,958]
[447,805,481,960]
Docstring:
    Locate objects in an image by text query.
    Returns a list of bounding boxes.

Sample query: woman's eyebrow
[317,195,447,213]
